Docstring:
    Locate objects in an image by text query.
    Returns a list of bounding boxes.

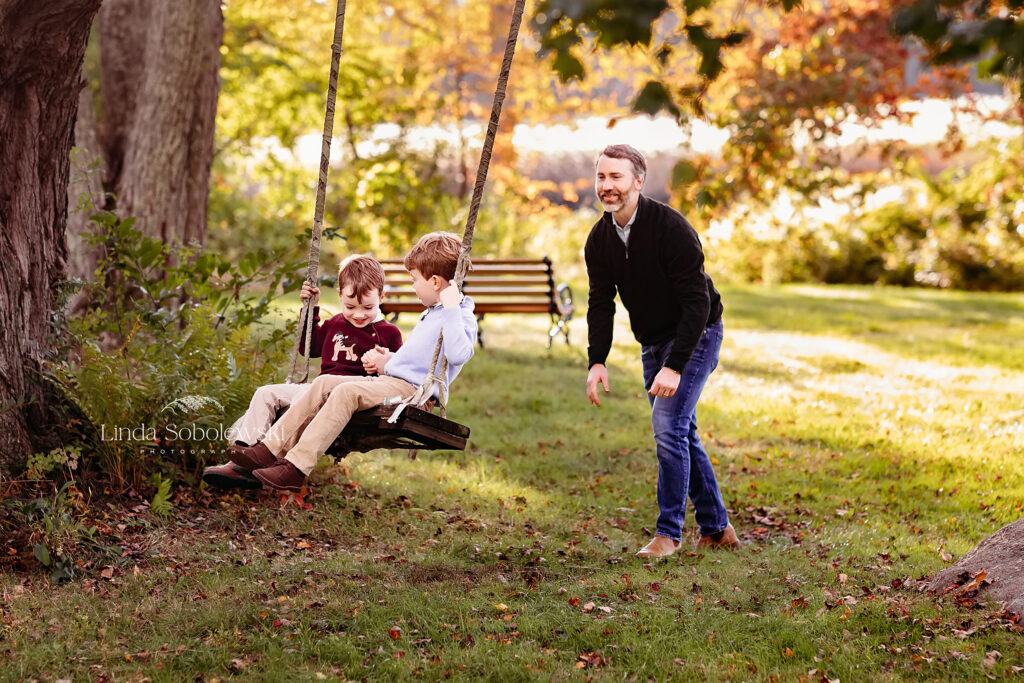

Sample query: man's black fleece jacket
[585,194,723,373]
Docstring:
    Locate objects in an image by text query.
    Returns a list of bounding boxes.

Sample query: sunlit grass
[4,283,1024,681]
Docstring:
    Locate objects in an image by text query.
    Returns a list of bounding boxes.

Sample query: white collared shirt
[613,203,639,246]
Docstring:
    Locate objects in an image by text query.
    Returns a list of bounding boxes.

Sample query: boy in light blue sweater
[228,232,477,491]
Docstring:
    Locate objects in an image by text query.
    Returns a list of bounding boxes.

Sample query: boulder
[927,519,1024,616]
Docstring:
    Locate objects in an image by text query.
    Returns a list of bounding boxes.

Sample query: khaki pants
[227,382,311,446]
[262,374,417,475]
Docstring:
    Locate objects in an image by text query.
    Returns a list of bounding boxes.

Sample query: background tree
[894,0,1024,97]
[66,0,223,281]
[0,0,103,474]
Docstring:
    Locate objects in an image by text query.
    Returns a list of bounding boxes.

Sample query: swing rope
[385,0,525,425]
[287,0,526,429]
[287,0,348,384]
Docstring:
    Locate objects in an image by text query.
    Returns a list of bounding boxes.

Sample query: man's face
[339,286,382,327]
[595,155,643,213]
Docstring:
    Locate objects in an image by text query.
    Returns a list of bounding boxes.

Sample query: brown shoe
[253,458,306,492]
[636,535,681,558]
[202,462,262,490]
[695,523,740,550]
[226,441,276,470]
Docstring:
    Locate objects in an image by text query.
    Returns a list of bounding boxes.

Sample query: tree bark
[66,77,106,285]
[0,0,103,475]
[97,0,222,246]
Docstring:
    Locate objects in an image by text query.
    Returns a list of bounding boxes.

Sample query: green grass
[4,283,1024,681]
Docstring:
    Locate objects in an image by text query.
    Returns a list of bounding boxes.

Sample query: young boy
[226,231,477,492]
[203,254,403,490]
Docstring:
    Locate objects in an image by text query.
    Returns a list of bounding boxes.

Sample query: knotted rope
[285,0,526,425]
[287,0,348,384]
[387,0,525,424]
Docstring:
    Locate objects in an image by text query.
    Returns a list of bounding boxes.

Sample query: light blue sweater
[384,296,477,395]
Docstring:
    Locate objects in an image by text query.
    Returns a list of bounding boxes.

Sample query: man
[584,144,738,558]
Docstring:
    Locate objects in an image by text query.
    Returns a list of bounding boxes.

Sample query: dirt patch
[928,519,1024,616]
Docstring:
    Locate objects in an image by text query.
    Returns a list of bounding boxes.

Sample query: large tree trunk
[0,0,103,475]
[100,0,223,246]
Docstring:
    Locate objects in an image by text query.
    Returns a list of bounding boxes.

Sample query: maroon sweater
[300,307,403,376]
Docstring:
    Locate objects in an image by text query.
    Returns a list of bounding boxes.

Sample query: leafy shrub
[706,140,1024,291]
[53,211,306,489]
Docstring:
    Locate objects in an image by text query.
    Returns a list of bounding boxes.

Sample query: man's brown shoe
[636,535,681,558]
[695,523,740,550]
[226,441,276,471]
[253,458,306,492]
[202,462,261,490]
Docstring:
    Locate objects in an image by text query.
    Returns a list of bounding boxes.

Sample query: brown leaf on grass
[791,596,809,609]
[576,652,607,668]
[100,567,114,579]
[568,597,580,606]
[783,648,794,657]
[388,626,402,640]
[582,601,595,613]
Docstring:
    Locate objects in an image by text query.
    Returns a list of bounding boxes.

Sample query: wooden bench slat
[377,256,573,348]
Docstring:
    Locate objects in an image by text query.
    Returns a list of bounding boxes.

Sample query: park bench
[379,257,575,348]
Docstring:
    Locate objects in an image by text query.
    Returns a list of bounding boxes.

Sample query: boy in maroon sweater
[203,254,402,490]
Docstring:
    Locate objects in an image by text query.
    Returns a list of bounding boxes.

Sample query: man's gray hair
[597,144,647,181]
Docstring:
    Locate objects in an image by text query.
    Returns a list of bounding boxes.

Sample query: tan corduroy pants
[227,382,311,446]
[261,374,417,475]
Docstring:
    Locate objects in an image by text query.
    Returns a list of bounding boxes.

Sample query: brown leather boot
[636,535,682,558]
[202,462,261,490]
[695,523,740,550]
[225,441,276,470]
[253,458,306,492]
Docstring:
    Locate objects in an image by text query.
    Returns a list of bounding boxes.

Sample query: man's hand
[439,284,462,309]
[300,281,320,305]
[586,364,610,407]
[648,367,681,399]
[361,345,390,375]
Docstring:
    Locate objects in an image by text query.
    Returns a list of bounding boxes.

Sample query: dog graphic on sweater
[331,333,359,362]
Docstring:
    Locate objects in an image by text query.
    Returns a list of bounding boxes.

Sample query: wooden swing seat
[325,404,470,459]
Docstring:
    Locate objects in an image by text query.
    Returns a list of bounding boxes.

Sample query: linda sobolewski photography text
[99,421,234,454]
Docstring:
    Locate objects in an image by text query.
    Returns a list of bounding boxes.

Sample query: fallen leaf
[388,627,402,640]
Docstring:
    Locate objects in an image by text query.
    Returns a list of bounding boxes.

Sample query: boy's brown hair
[337,254,386,299]
[403,231,466,281]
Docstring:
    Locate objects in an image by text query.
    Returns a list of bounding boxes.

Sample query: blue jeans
[641,319,728,541]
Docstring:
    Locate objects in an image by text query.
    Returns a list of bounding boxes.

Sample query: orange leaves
[576,651,608,668]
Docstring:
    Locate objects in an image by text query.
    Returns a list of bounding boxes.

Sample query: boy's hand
[362,346,390,375]
[439,284,462,309]
[300,281,320,305]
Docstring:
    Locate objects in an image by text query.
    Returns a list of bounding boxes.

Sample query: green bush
[54,211,305,489]
[706,140,1024,291]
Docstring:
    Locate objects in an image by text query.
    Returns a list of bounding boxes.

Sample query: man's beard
[599,189,635,213]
